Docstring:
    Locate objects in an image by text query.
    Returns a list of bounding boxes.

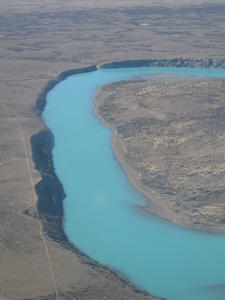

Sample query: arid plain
[96,78,225,232]
[1,1,225,299]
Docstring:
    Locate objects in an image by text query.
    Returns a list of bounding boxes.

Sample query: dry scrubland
[0,0,225,299]
[96,78,225,232]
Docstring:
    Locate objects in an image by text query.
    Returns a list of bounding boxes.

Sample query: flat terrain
[96,78,225,232]
[0,0,225,299]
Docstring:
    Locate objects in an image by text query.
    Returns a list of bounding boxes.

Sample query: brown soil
[95,78,225,233]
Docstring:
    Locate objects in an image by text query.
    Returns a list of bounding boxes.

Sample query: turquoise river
[44,67,225,300]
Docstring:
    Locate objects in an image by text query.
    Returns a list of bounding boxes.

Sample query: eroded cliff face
[101,57,225,69]
[95,78,225,232]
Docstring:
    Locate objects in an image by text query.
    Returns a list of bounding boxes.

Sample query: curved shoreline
[95,59,225,234]
[31,57,225,299]
[94,85,225,235]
